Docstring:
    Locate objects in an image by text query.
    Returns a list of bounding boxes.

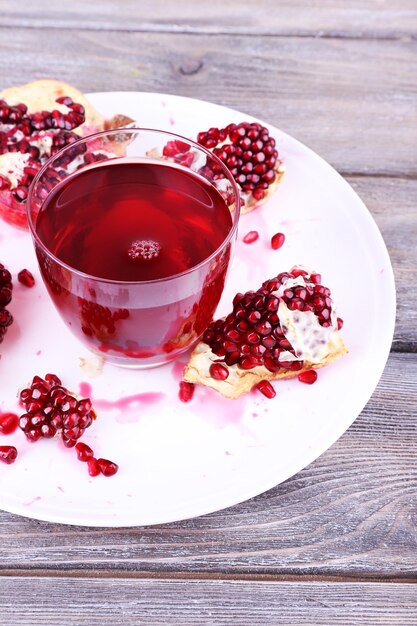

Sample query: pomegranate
[0,262,13,344]
[271,232,285,250]
[256,380,276,399]
[183,266,347,398]
[87,457,101,477]
[97,458,119,477]
[298,370,318,385]
[243,230,259,244]
[19,373,96,446]
[17,268,35,287]
[75,441,94,462]
[197,122,285,212]
[158,123,285,214]
[179,381,195,403]
[0,445,17,464]
[0,412,19,435]
[0,79,135,228]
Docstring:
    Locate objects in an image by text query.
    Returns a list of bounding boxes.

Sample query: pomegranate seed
[75,442,94,462]
[256,380,276,399]
[17,269,35,288]
[0,412,19,435]
[0,445,17,464]
[337,317,344,330]
[298,370,318,385]
[87,457,101,477]
[209,363,229,381]
[97,458,119,477]
[243,230,259,244]
[18,373,96,444]
[179,381,194,403]
[271,233,285,250]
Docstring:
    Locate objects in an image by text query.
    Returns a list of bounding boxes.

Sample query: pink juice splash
[34,160,233,365]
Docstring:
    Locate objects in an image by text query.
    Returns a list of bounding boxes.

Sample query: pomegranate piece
[0,263,13,344]
[0,445,17,464]
[201,266,342,375]
[184,265,347,398]
[271,232,285,250]
[17,268,35,287]
[75,441,94,462]
[19,373,96,444]
[209,363,229,381]
[179,381,195,403]
[0,412,19,435]
[256,380,276,399]
[298,370,318,385]
[97,458,118,477]
[243,230,259,244]
[196,122,283,209]
[87,457,101,477]
[0,96,88,228]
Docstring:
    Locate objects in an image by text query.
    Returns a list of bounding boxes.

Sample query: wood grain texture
[2,0,417,37]
[0,352,415,577]
[0,578,417,625]
[0,29,415,176]
[346,176,417,350]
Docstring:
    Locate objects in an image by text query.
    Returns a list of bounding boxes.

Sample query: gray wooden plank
[0,578,416,625]
[0,30,415,176]
[346,176,417,350]
[1,0,416,37]
[0,352,416,577]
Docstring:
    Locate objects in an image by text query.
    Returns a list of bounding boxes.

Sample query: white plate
[0,92,395,526]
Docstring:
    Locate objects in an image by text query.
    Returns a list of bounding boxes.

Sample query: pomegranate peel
[0,79,135,228]
[183,266,347,399]
[154,122,285,215]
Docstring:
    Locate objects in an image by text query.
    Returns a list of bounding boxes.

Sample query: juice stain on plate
[188,386,248,428]
[78,382,166,424]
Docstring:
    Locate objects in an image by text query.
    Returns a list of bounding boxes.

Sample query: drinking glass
[27,128,240,368]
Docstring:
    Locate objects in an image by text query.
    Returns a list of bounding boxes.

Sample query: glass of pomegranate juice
[27,128,240,368]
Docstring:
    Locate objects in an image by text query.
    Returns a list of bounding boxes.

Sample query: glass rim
[26,127,241,286]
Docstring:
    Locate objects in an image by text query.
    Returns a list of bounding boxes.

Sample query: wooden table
[1,1,417,623]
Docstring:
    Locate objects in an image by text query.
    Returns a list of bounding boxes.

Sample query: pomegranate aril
[271,232,285,250]
[0,446,17,464]
[209,363,229,381]
[239,355,262,370]
[337,317,344,330]
[243,230,259,244]
[298,370,318,385]
[45,373,62,386]
[41,424,56,438]
[179,381,195,403]
[75,442,94,462]
[87,457,101,477]
[256,380,276,399]
[97,458,118,477]
[0,412,19,435]
[17,269,35,288]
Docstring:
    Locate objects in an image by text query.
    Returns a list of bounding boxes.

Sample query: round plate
[0,92,395,526]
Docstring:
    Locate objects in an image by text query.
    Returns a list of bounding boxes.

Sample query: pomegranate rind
[241,164,286,215]
[0,80,106,135]
[184,334,347,399]
[0,80,135,229]
[183,268,348,399]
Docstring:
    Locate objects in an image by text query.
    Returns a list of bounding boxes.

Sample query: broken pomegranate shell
[184,266,347,398]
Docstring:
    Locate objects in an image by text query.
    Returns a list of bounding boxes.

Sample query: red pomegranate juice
[35,159,234,365]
